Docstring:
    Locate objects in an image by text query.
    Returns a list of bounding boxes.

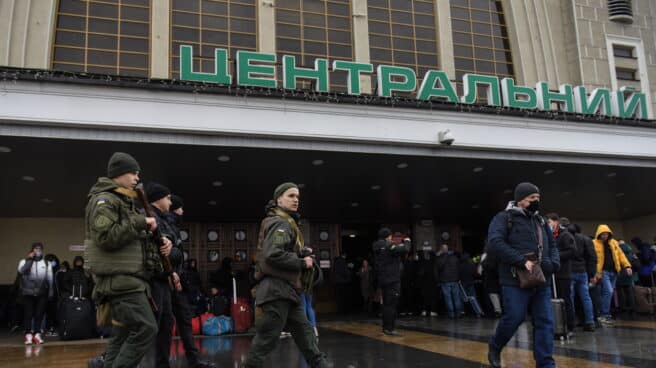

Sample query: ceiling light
[211,181,223,187]
[297,183,306,189]
[0,146,11,153]
[217,155,230,162]
[607,172,617,177]
[41,198,53,204]
[312,159,324,166]
[440,187,449,193]
[351,202,359,207]
[22,176,35,182]
[616,192,625,197]
[413,204,422,209]
[371,185,381,190]
[349,234,356,238]
[473,167,484,173]
[208,200,217,206]
[397,163,408,169]
[544,169,555,175]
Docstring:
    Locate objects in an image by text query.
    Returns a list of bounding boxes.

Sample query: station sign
[178,45,652,120]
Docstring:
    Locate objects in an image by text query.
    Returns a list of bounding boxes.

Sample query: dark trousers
[105,292,158,368]
[616,285,635,314]
[172,291,200,366]
[589,284,602,320]
[381,282,400,331]
[555,278,575,331]
[152,280,174,368]
[243,299,325,368]
[23,294,47,334]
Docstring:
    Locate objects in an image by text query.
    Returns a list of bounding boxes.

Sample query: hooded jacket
[487,202,559,288]
[593,225,631,275]
[373,238,410,287]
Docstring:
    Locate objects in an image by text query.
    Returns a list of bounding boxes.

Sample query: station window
[367,0,438,95]
[171,0,257,79]
[616,68,638,81]
[52,0,151,77]
[613,45,635,58]
[275,0,354,92]
[450,0,514,97]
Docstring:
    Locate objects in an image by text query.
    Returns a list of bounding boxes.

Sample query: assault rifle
[135,183,173,274]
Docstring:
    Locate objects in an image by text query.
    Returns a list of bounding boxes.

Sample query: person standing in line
[435,244,463,319]
[372,228,410,336]
[357,259,374,314]
[487,182,560,368]
[593,225,632,325]
[417,248,438,317]
[567,223,597,331]
[17,242,53,345]
[546,214,576,335]
[616,240,638,318]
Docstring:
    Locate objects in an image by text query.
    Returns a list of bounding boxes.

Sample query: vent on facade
[608,0,633,24]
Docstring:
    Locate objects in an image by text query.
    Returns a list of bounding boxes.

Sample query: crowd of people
[8,152,656,368]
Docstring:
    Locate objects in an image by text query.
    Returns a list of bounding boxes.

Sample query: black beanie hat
[171,195,184,211]
[73,255,84,265]
[31,242,43,250]
[107,152,140,178]
[273,182,298,201]
[514,182,540,202]
[146,182,171,202]
[378,228,392,240]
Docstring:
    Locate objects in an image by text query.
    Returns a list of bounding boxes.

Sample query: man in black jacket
[567,223,597,331]
[373,228,410,336]
[546,214,576,335]
[436,244,463,318]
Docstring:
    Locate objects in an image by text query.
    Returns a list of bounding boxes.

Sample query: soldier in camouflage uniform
[243,182,330,368]
[84,152,172,368]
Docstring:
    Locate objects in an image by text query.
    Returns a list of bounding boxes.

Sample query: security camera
[438,130,454,145]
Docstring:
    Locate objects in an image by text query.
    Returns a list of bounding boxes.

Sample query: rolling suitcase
[231,278,253,333]
[551,275,568,341]
[634,286,654,314]
[459,282,483,317]
[58,286,95,340]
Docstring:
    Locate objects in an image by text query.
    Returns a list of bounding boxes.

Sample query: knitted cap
[145,182,171,202]
[514,182,540,202]
[273,182,298,201]
[107,152,140,178]
[171,195,184,211]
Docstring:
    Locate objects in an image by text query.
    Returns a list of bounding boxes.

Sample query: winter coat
[62,267,94,298]
[435,252,460,283]
[568,224,597,278]
[487,202,559,288]
[17,257,53,297]
[554,226,576,280]
[617,243,639,286]
[593,225,631,275]
[458,256,477,286]
[373,238,409,287]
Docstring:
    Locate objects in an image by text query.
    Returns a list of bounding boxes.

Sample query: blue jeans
[490,286,555,368]
[570,273,594,324]
[600,271,617,317]
[299,292,316,327]
[441,282,463,317]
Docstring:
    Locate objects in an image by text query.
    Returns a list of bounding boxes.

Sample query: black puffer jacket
[555,226,576,280]
[435,252,460,283]
[568,224,597,278]
[373,238,409,286]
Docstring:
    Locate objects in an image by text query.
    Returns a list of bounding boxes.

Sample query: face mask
[34,251,42,258]
[527,200,540,213]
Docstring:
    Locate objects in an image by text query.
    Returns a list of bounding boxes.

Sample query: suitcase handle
[552,274,558,299]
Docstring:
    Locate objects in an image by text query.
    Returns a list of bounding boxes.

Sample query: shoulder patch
[94,215,113,229]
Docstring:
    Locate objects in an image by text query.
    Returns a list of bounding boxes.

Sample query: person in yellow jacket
[593,225,632,324]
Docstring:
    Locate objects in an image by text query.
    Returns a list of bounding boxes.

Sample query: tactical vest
[84,191,161,279]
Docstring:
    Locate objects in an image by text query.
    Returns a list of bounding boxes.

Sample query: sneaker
[599,316,614,325]
[430,312,438,317]
[382,329,402,337]
[24,333,33,345]
[583,323,595,332]
[33,333,44,344]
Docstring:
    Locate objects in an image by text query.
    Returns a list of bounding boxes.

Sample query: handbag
[515,220,546,289]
